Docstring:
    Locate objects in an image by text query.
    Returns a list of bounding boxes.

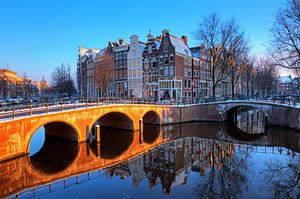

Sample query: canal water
[1,108,300,199]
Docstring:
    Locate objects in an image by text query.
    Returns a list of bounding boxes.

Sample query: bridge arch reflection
[91,127,134,159]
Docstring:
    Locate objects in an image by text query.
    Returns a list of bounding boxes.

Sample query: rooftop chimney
[181,35,188,45]
[119,38,124,45]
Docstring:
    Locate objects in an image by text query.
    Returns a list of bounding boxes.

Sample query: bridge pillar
[139,119,143,144]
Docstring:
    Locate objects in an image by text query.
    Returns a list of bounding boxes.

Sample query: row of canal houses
[77,29,231,103]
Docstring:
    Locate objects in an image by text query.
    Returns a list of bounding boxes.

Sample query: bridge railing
[0,96,299,122]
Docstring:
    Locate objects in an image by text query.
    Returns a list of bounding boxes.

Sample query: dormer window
[148,45,152,53]
[163,37,168,44]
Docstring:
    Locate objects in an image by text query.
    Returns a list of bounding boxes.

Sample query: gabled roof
[155,39,161,49]
[169,35,192,57]
[139,41,146,53]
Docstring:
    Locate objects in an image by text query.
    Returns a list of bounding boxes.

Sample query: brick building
[157,29,193,103]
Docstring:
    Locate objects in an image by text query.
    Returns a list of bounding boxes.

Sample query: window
[164,67,169,76]
[184,68,188,77]
[184,79,187,88]
[148,45,152,53]
[159,56,163,63]
[170,54,174,62]
[160,67,163,76]
[164,56,169,64]
[164,45,168,52]
[188,69,192,77]
[170,66,174,76]
[163,37,168,44]
[184,58,188,65]
[188,80,191,88]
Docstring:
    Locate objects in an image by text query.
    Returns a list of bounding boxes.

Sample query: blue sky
[0,0,286,82]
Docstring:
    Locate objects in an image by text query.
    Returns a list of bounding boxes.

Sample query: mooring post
[265,114,269,132]
[96,125,101,143]
[139,119,144,143]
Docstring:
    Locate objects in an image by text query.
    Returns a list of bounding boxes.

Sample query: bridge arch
[26,120,80,153]
[90,111,135,131]
[221,104,267,122]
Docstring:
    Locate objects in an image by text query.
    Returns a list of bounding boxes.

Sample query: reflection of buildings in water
[108,137,235,194]
[128,157,146,186]
[236,108,266,134]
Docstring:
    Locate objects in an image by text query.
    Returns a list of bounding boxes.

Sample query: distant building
[278,75,293,95]
[0,68,42,100]
[77,47,100,98]
[292,77,300,95]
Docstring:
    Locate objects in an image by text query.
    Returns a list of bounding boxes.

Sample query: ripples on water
[2,117,300,199]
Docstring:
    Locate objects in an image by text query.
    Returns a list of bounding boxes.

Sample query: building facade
[157,29,194,103]
[114,39,129,98]
[77,47,100,98]
[127,35,145,98]
[142,32,161,102]
[0,69,41,100]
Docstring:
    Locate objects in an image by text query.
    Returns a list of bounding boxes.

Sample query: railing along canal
[0,97,299,122]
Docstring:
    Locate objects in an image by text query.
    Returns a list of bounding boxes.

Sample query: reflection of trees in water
[193,141,249,199]
[264,156,300,199]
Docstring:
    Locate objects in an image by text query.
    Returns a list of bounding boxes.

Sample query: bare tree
[269,0,300,71]
[51,63,75,97]
[194,14,249,99]
[255,58,278,98]
[223,21,250,99]
[94,50,114,98]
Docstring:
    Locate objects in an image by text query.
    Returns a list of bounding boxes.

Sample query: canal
[1,108,300,199]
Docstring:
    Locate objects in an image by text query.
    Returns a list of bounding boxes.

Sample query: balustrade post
[97,97,99,107]
[30,100,33,116]
[74,97,76,110]
[86,97,88,109]
[61,98,64,112]
[46,103,49,114]
[12,109,15,119]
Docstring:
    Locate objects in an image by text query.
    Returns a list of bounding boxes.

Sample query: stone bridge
[0,101,299,162]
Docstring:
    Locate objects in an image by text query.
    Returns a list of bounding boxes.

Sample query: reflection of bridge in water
[1,122,299,198]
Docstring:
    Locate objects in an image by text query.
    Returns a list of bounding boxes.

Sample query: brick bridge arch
[26,120,81,153]
[220,104,268,122]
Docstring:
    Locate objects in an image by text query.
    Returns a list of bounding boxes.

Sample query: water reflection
[232,107,267,134]
[90,127,134,159]
[143,124,160,144]
[30,135,78,174]
[1,122,299,199]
